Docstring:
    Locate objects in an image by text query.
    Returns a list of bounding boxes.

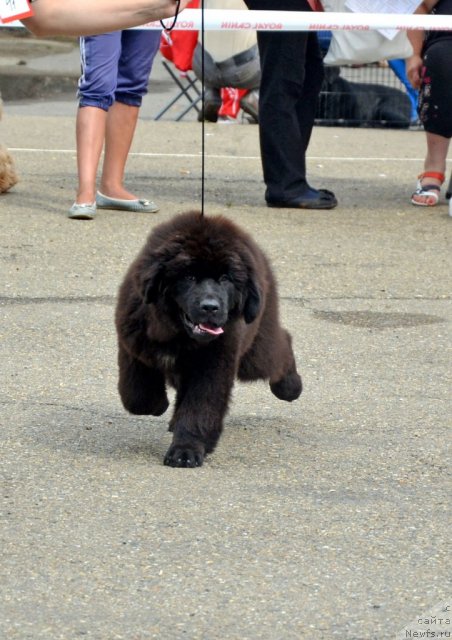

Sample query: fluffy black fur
[115,211,302,467]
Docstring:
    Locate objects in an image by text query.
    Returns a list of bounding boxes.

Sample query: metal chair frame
[154,60,202,121]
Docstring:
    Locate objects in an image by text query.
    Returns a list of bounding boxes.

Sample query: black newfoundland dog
[115,211,302,467]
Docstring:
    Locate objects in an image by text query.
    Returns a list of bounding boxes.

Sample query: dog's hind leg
[118,344,169,416]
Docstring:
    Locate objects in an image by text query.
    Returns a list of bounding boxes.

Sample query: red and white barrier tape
[3,10,452,31]
[152,9,452,32]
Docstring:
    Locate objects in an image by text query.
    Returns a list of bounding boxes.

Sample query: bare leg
[74,106,107,204]
[423,132,450,175]
[99,101,140,200]
[413,132,451,205]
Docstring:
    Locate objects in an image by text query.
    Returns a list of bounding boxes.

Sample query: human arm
[21,0,189,37]
[406,1,439,89]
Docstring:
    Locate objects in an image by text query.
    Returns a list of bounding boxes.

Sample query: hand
[159,0,191,19]
[406,54,423,89]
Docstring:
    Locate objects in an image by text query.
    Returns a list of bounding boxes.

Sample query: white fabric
[199,0,257,63]
[323,0,413,64]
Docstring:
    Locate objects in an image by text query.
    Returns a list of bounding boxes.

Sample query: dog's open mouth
[196,323,224,336]
[183,313,224,337]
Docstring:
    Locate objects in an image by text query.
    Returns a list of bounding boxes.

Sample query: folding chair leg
[155,60,202,121]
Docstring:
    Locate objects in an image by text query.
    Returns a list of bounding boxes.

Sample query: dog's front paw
[122,394,169,416]
[270,372,302,402]
[163,442,205,468]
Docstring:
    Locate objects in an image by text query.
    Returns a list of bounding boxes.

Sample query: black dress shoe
[267,189,338,210]
[197,101,220,123]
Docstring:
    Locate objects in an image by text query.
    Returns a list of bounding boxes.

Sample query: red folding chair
[154,2,202,121]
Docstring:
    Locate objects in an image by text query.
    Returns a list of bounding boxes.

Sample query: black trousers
[419,39,452,138]
[244,0,324,202]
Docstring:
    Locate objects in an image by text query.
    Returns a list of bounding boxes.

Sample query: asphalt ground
[1,31,451,640]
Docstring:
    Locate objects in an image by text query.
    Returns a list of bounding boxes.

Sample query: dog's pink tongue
[199,323,224,336]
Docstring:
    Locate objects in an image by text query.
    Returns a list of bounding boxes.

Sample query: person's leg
[192,43,222,121]
[424,133,450,176]
[294,32,325,184]
[211,45,260,122]
[99,29,160,200]
[99,101,140,199]
[255,28,309,202]
[72,33,120,209]
[412,132,450,205]
[244,0,310,201]
[216,45,261,91]
[412,40,452,206]
[245,0,335,207]
[257,29,335,207]
[75,106,108,205]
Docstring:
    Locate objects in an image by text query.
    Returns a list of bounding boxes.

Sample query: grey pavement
[1,30,451,640]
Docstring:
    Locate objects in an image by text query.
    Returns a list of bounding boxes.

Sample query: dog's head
[134,212,262,343]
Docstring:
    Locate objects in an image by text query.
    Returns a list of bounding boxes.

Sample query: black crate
[316,63,415,128]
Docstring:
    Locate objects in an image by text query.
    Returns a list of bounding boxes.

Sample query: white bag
[322,0,413,65]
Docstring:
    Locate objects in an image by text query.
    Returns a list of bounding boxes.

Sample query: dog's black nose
[200,298,220,313]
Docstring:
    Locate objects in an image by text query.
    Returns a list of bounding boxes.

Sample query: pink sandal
[411,171,445,207]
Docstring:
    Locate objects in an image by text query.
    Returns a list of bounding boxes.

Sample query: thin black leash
[161,1,206,217]
[160,0,181,31]
[200,0,205,217]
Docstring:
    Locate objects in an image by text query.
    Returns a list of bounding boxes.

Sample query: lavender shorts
[78,30,161,110]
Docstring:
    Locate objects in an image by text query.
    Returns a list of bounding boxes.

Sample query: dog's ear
[235,246,262,324]
[243,276,261,324]
[135,261,163,304]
